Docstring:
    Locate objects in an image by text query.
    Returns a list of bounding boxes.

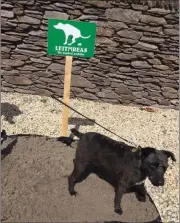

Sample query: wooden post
[61,56,73,136]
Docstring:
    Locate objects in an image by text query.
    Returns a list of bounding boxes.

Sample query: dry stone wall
[1,0,179,109]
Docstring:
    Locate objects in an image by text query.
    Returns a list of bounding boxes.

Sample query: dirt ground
[1,135,161,223]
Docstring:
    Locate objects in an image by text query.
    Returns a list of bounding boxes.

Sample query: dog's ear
[141,147,155,158]
[162,150,176,162]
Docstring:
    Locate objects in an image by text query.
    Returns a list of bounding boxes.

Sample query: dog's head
[141,147,176,187]
[54,22,64,29]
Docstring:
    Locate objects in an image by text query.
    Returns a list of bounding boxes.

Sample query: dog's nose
[158,181,164,186]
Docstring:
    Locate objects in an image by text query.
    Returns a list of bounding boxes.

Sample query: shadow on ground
[1,134,162,223]
[1,103,22,124]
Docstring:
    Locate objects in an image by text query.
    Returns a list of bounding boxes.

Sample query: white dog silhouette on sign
[54,22,91,46]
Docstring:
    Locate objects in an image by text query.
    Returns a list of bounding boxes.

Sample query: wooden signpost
[48,19,96,136]
[61,56,73,136]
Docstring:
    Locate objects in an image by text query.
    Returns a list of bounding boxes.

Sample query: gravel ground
[1,92,179,222]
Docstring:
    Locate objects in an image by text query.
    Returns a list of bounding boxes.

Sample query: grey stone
[88,0,112,8]
[16,88,35,94]
[2,3,13,9]
[17,65,40,71]
[119,38,138,44]
[14,48,46,58]
[111,82,123,88]
[120,94,135,101]
[153,65,169,70]
[97,27,114,37]
[47,63,64,71]
[68,9,81,16]
[133,41,158,50]
[1,47,11,53]
[71,75,95,88]
[164,29,178,36]
[116,53,137,60]
[34,88,53,96]
[79,15,98,20]
[159,82,178,89]
[162,87,177,93]
[138,71,160,77]
[139,77,159,84]
[84,88,99,93]
[18,23,30,29]
[140,15,167,25]
[140,36,165,43]
[54,3,73,9]
[96,37,118,47]
[128,86,144,91]
[135,98,156,105]
[132,91,148,98]
[79,92,98,100]
[4,76,33,85]
[162,92,177,99]
[71,87,84,94]
[107,21,128,31]
[143,83,161,91]
[34,71,52,77]
[18,16,40,24]
[115,84,132,95]
[2,59,24,67]
[131,4,148,11]
[2,10,14,18]
[131,50,154,59]
[30,58,51,65]
[105,8,142,24]
[50,87,64,94]
[119,67,134,73]
[147,59,161,65]
[159,99,171,106]
[97,91,119,100]
[117,30,143,40]
[13,8,24,15]
[84,8,99,15]
[44,11,69,19]
[124,79,140,86]
[112,59,130,66]
[1,34,21,42]
[29,30,46,37]
[131,61,151,69]
[156,54,178,61]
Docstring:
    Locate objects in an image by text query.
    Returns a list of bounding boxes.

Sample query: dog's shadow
[1,102,22,124]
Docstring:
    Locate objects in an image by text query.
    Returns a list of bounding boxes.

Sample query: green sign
[48,19,96,58]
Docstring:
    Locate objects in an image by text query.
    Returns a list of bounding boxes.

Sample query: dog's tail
[71,128,83,138]
[80,34,91,39]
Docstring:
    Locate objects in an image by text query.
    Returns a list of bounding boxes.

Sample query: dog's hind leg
[68,161,90,196]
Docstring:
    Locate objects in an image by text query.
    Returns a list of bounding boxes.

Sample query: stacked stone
[1,0,179,109]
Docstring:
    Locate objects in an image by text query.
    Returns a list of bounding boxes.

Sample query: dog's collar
[132,146,141,152]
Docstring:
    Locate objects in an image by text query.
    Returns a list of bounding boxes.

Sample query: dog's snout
[159,181,164,186]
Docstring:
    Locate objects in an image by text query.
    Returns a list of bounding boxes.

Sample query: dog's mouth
[149,177,164,187]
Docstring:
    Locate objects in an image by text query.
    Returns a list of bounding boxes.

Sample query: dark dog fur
[68,129,176,215]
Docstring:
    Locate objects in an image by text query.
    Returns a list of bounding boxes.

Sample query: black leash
[51,95,138,147]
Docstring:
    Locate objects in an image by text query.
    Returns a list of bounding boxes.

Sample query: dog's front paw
[114,207,123,215]
[69,190,78,197]
[136,193,146,202]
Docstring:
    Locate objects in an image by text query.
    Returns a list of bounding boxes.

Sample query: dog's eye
[150,164,155,169]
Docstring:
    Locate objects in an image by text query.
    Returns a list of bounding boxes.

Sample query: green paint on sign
[48,19,96,58]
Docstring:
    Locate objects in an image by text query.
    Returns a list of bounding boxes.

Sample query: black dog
[68,129,176,215]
